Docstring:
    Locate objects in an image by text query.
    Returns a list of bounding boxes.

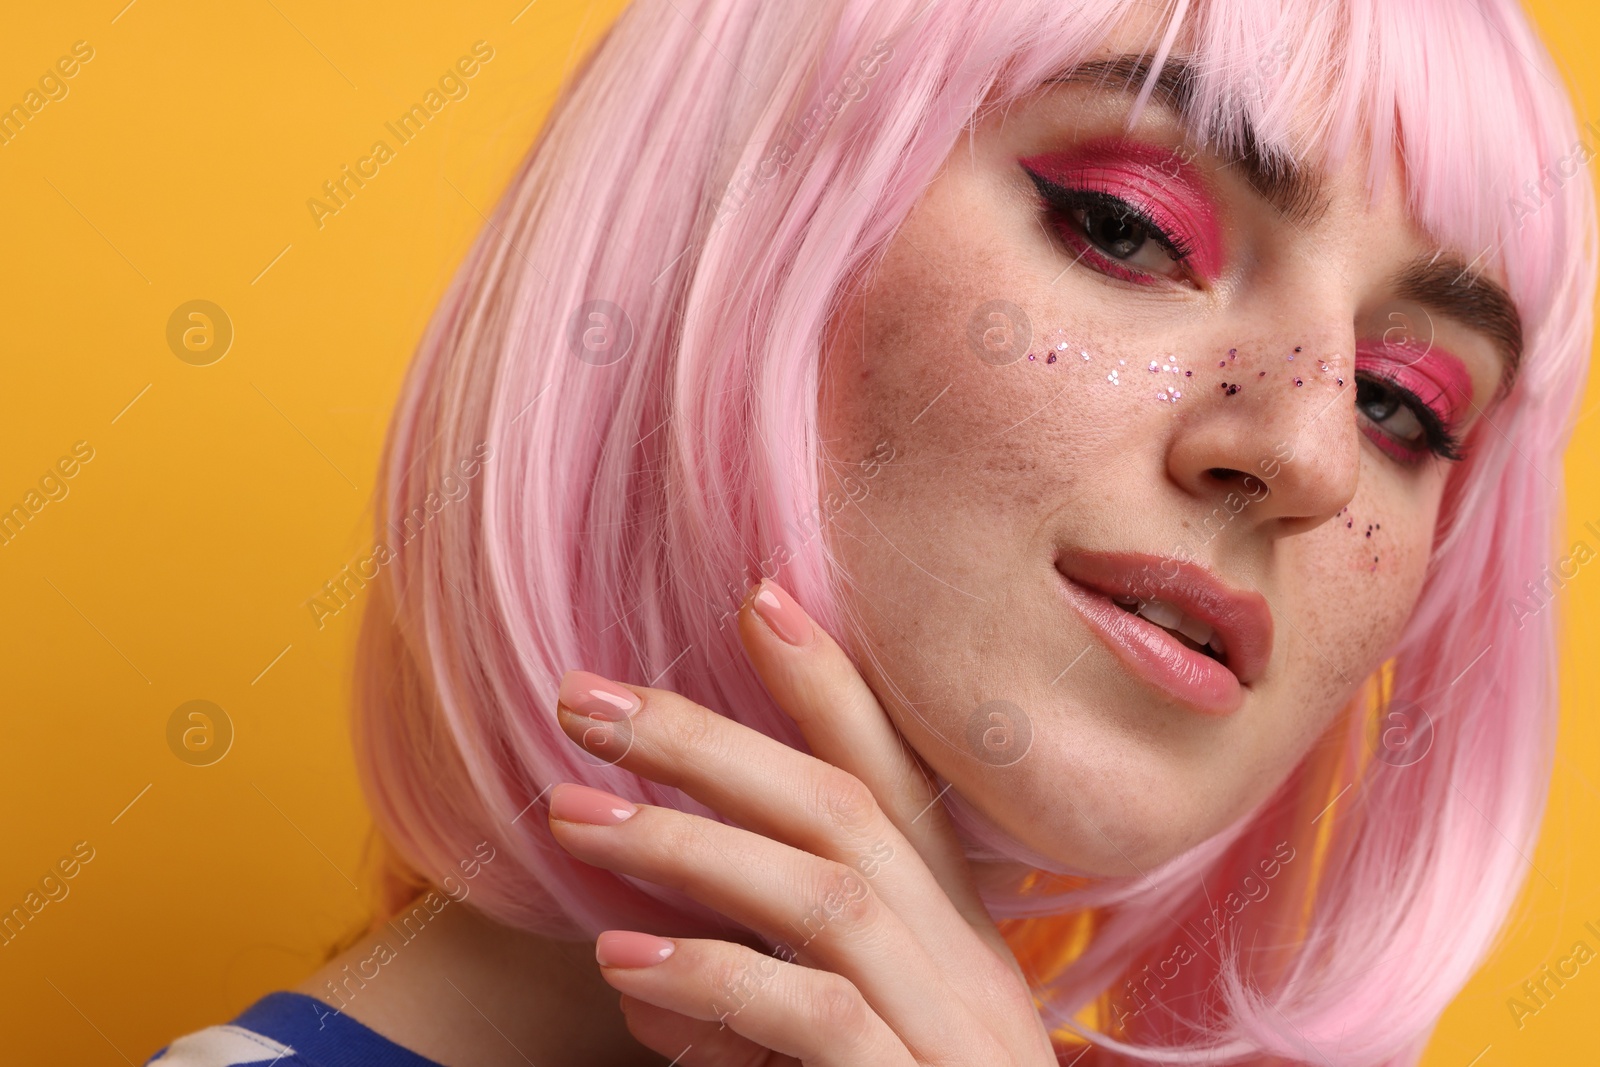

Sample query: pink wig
[350,0,1595,1062]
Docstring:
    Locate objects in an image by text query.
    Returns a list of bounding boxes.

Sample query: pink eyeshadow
[1354,341,1475,427]
[1019,137,1224,281]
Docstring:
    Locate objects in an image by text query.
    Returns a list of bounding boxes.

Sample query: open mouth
[1110,593,1228,664]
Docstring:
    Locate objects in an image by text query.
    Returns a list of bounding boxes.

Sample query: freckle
[1258,371,1265,377]
[1294,346,1302,353]
[1185,370,1192,377]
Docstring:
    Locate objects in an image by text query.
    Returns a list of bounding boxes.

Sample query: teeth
[1131,597,1223,657]
[1135,599,1183,630]
[1176,615,1215,648]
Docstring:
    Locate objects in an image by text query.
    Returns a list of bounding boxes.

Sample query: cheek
[819,207,1156,555]
[1280,471,1440,712]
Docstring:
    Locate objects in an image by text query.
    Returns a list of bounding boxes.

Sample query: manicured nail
[750,579,812,646]
[596,930,676,968]
[558,670,641,721]
[549,783,637,825]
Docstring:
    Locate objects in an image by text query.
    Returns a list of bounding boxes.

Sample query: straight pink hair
[350,1,1596,1062]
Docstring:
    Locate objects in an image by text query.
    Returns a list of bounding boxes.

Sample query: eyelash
[1353,372,1466,463]
[1022,168,1195,279]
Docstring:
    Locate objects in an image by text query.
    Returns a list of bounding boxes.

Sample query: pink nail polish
[750,580,812,646]
[549,783,637,825]
[596,930,676,968]
[559,670,641,721]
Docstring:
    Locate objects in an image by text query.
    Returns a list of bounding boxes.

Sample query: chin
[902,696,1254,878]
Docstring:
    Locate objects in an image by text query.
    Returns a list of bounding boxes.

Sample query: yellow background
[0,1,1594,1063]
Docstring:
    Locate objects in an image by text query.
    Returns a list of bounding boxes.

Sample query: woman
[145,0,1595,1064]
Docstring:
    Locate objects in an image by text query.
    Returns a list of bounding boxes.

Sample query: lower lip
[1056,574,1243,716]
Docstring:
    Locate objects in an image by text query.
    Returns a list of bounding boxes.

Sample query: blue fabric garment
[144,991,446,1066]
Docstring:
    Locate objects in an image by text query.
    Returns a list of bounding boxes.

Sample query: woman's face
[816,41,1516,875]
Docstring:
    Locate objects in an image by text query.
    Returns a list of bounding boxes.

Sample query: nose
[1164,333,1360,538]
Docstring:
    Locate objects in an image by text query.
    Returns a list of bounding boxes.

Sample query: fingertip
[747,578,814,647]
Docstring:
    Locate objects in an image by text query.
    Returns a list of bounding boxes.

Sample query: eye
[1022,167,1196,286]
[1067,194,1190,279]
[1354,374,1465,463]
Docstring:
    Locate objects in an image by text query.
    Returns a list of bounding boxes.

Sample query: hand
[547,579,1062,1066]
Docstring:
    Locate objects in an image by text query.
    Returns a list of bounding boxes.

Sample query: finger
[548,786,996,1063]
[737,581,980,910]
[618,996,797,1067]
[597,933,916,1067]
[735,580,997,936]
[554,673,1003,981]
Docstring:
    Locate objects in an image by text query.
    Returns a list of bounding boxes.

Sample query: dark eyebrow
[1046,55,1329,227]
[1393,254,1524,393]
[1045,53,1525,391]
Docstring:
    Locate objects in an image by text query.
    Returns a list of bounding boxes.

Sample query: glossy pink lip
[1019,137,1223,281]
[1054,551,1274,716]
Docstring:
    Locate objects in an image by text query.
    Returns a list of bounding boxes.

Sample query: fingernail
[549,783,637,825]
[596,930,676,968]
[750,579,812,646]
[558,670,641,721]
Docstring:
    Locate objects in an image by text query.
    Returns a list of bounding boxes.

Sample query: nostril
[1206,467,1249,482]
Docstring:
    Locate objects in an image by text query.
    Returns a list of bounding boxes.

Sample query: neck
[294,891,672,1066]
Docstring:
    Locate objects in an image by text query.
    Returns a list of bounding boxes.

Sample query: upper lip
[1054,550,1274,686]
